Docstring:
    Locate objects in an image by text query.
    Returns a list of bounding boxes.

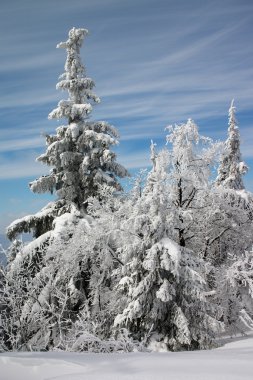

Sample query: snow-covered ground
[1,334,253,380]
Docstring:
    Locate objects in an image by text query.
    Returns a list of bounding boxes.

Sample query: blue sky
[1,0,253,234]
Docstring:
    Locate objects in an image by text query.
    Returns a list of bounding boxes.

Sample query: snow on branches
[216,100,248,190]
[1,28,253,354]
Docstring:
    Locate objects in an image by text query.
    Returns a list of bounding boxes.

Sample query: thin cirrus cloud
[0,151,47,180]
[1,0,253,234]
[0,137,44,153]
[1,0,253,177]
[119,149,151,170]
[2,32,251,128]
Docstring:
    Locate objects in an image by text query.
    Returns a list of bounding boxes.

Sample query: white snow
[160,238,181,263]
[1,334,253,380]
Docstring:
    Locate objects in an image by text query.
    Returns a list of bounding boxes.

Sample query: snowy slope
[1,334,253,380]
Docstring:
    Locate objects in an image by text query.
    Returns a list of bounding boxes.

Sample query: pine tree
[211,102,253,333]
[7,27,128,240]
[216,100,248,190]
[2,28,128,351]
[114,143,221,351]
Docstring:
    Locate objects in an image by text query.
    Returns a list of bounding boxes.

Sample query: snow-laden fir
[0,28,253,353]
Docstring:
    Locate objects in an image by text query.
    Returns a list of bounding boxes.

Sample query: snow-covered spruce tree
[2,28,128,351]
[210,102,253,333]
[214,101,252,255]
[7,27,128,241]
[113,140,222,351]
[216,100,248,190]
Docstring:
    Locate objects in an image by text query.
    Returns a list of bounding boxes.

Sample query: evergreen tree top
[49,27,100,122]
[7,27,128,239]
[216,100,248,190]
[228,99,240,142]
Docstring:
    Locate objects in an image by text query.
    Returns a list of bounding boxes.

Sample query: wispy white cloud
[0,137,44,152]
[0,52,59,73]
[119,149,151,170]
[0,151,47,179]
[0,90,60,109]
[1,0,253,183]
[239,126,253,160]
[0,121,53,140]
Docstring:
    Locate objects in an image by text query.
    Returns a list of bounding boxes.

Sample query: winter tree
[2,29,253,352]
[215,248,253,334]
[216,100,248,190]
[1,28,128,351]
[7,27,128,241]
[205,101,253,333]
[113,139,222,351]
[164,119,222,254]
[155,119,253,339]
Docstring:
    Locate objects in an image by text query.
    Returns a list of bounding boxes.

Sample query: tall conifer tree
[1,28,128,351]
[7,27,128,240]
[216,100,248,190]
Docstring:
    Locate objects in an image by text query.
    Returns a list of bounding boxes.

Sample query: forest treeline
[1,28,253,352]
